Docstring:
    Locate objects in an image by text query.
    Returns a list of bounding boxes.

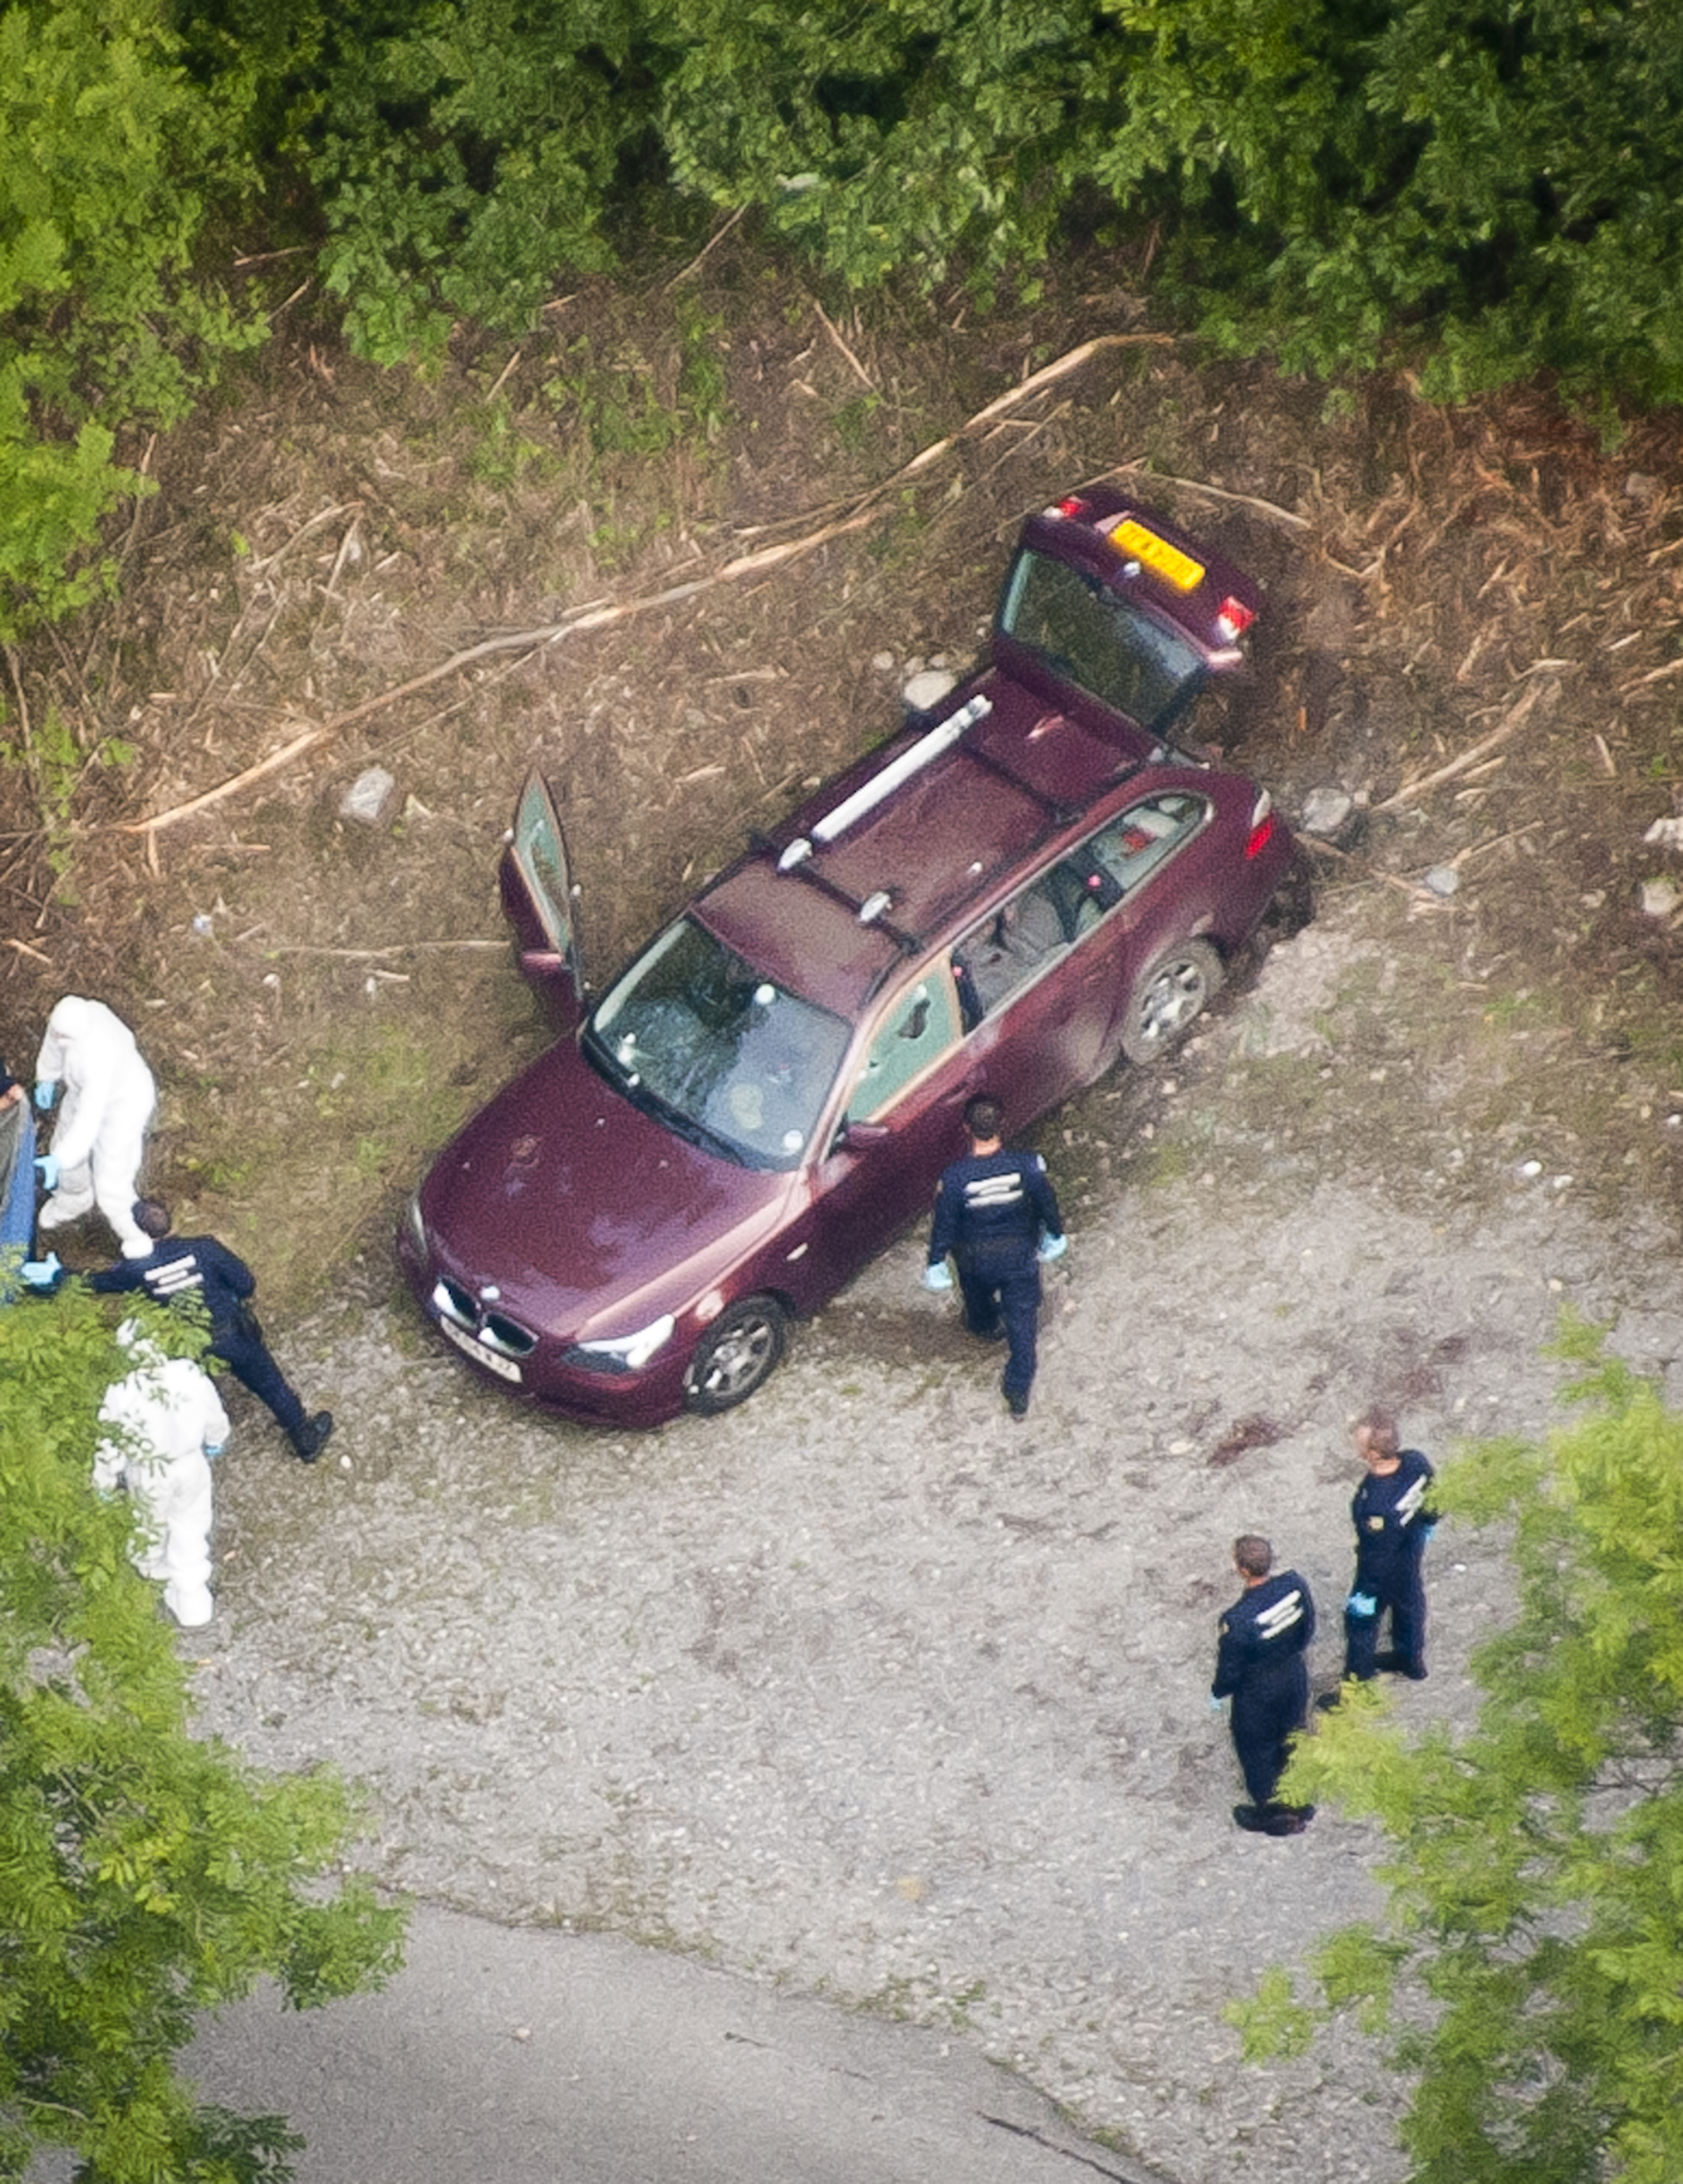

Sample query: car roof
[697,676,1223,1020]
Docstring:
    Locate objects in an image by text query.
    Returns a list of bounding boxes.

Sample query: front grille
[431,1280,539,1359]
[434,1277,478,1328]
[480,1312,537,1358]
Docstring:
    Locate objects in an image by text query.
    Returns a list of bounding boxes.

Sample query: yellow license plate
[1110,518,1204,591]
[439,1313,523,1381]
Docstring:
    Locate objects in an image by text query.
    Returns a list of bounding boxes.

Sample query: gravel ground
[186,891,1683,2184]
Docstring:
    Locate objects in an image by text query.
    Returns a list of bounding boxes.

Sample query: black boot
[291,1410,334,1463]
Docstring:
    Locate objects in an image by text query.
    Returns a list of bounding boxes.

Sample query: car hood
[420,1041,791,1338]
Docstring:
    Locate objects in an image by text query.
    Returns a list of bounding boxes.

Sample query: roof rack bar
[810,692,991,848]
[781,855,920,955]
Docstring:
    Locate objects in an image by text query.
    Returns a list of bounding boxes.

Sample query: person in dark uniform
[1339,1407,1435,1683]
[924,1093,1064,1419]
[87,1199,334,1463]
[1212,1535,1316,1837]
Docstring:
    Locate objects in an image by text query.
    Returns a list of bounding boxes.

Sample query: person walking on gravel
[88,1199,334,1464]
[924,1094,1064,1420]
[1212,1535,1316,1837]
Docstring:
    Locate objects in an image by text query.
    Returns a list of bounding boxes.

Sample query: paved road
[189,1904,1163,2184]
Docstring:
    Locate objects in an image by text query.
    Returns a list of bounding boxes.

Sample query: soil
[5,245,1683,2181]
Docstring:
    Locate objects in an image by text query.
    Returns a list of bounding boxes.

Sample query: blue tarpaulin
[0,1097,39,1298]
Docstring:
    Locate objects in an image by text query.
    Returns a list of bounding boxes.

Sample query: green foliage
[1237,1352,1683,2183]
[0,700,135,902]
[659,0,1112,292]
[0,0,262,639]
[1095,0,1683,406]
[302,0,653,365]
[0,1283,405,2183]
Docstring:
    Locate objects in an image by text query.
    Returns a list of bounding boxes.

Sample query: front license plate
[438,1313,523,1381]
[1109,517,1204,591]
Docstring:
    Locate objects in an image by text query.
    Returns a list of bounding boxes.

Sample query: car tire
[1119,939,1224,1065]
[683,1295,789,1414]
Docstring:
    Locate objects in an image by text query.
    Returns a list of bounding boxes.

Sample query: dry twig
[1374,682,1544,812]
[810,299,874,391]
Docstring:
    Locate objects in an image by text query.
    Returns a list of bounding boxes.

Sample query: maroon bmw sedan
[399,491,1305,1423]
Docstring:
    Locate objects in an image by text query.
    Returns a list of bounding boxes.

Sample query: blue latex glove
[204,1443,226,1460]
[1346,1590,1378,1619]
[35,1153,59,1192]
[921,1261,953,1292]
[20,1252,61,1288]
[1037,1231,1068,1263]
[1208,1694,1227,1715]
[34,1079,57,1111]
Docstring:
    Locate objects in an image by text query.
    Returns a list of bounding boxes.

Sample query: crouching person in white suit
[95,1325,230,1630]
[34,995,157,1259]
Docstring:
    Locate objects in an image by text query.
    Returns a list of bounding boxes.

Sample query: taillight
[1056,496,1090,520]
[1217,595,1256,641]
[1244,790,1276,859]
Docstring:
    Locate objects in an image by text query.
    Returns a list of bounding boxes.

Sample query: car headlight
[561,1314,676,1376]
[404,1192,429,1258]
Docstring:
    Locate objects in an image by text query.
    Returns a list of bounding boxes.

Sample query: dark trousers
[213,1326,306,1437]
[1344,1558,1427,1678]
[1232,1664,1309,1807]
[956,1250,1042,1402]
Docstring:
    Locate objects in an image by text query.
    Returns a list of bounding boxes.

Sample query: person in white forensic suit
[33,996,158,1259]
[95,1326,230,1630]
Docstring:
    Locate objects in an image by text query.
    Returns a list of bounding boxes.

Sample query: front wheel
[683,1295,788,1415]
[1119,939,1224,1065]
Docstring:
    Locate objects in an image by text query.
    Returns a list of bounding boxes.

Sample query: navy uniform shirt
[90,1234,257,1347]
[1351,1449,1435,1585]
[928,1147,1063,1270]
[1213,1570,1316,1699]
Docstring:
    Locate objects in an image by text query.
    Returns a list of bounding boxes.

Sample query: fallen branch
[1093,459,1311,531]
[254,940,509,959]
[1373,683,1543,813]
[126,332,1174,841]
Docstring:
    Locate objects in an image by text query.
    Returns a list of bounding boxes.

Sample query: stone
[1299,786,1353,837]
[1640,876,1680,918]
[342,766,398,826]
[1422,864,1461,897]
[902,667,958,713]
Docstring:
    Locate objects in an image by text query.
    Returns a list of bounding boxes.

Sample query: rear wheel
[1120,940,1224,1065]
[683,1295,788,1414]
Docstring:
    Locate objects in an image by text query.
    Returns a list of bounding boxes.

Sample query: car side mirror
[840,1119,891,1151]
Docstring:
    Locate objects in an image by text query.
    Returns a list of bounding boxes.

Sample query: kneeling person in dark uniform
[1213,1535,1316,1837]
[925,1094,1064,1420]
[90,1200,334,1462]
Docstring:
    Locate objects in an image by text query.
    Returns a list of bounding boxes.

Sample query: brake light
[1056,496,1090,520]
[1244,800,1277,860]
[1217,595,1256,641]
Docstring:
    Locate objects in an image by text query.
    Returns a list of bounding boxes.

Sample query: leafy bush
[0,1280,404,2181]
[0,0,262,640]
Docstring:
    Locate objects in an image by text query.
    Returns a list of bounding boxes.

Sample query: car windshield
[997,547,1204,734]
[585,916,851,1169]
